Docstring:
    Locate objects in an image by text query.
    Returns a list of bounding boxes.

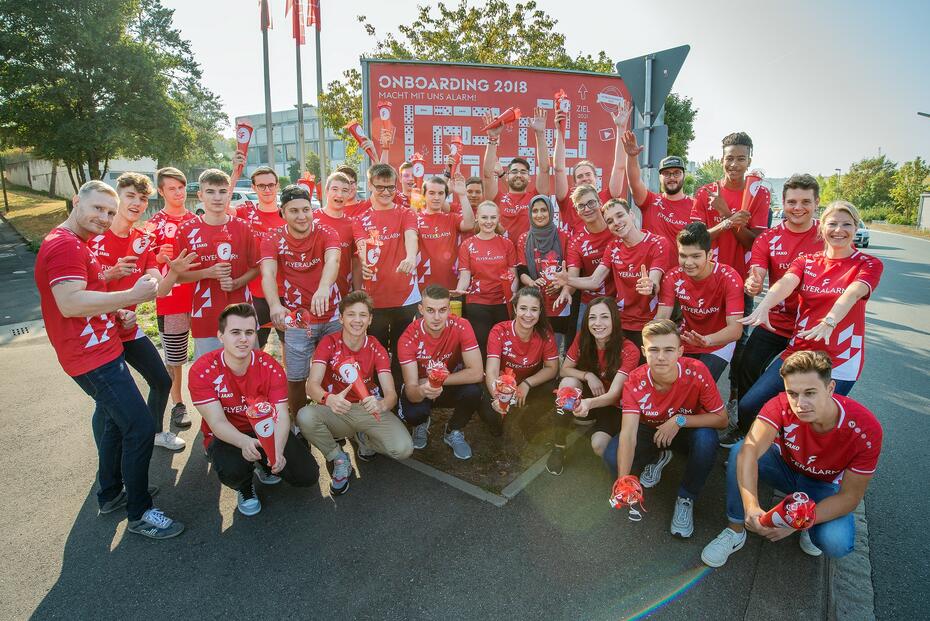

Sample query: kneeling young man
[297,291,413,496]
[701,350,882,567]
[189,304,319,516]
[604,319,728,538]
[397,285,484,459]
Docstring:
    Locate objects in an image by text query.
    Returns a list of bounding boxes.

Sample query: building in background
[236,104,346,179]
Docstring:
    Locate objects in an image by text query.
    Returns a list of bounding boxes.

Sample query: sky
[163,0,930,178]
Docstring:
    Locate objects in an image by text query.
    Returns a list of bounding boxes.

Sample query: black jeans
[464,302,509,358]
[122,336,172,434]
[736,326,789,408]
[207,431,319,492]
[727,293,754,394]
[370,304,418,372]
[398,383,483,431]
[72,355,155,520]
[252,296,286,349]
[624,330,645,365]
[477,379,558,437]
[684,352,729,382]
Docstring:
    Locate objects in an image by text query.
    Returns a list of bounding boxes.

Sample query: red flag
[307,0,321,30]
[259,0,273,30]
[285,0,305,44]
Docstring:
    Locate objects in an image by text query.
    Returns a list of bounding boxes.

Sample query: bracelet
[488,137,500,145]
[320,391,331,404]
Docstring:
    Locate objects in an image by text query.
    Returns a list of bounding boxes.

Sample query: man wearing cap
[621,131,694,250]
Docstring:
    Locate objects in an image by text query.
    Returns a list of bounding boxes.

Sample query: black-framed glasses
[576,198,599,212]
[372,184,396,194]
[255,183,278,191]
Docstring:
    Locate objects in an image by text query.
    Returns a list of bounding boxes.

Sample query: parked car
[854,221,870,248]
[193,190,259,216]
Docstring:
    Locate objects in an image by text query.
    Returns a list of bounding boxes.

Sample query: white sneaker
[254,466,281,485]
[799,530,822,557]
[236,484,261,516]
[640,450,673,488]
[701,527,747,567]
[154,431,186,451]
[670,496,695,538]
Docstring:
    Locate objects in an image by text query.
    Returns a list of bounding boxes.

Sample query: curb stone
[829,500,875,620]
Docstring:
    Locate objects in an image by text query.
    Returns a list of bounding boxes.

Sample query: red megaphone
[246,399,278,467]
[481,107,521,132]
[344,121,379,161]
[337,356,379,421]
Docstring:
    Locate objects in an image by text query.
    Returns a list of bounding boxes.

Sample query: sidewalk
[0,214,44,343]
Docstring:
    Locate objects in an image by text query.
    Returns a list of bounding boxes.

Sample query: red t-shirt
[345,195,408,220]
[566,335,640,404]
[174,217,261,338]
[313,209,355,298]
[782,251,883,381]
[90,228,158,341]
[146,209,197,316]
[516,231,570,317]
[556,187,612,236]
[749,222,822,338]
[397,316,480,379]
[659,263,744,356]
[638,190,694,247]
[690,181,770,276]
[758,393,882,484]
[486,320,559,384]
[416,210,463,290]
[494,189,534,241]
[35,227,123,376]
[312,332,391,402]
[567,225,616,304]
[259,223,341,323]
[457,235,518,306]
[236,204,285,299]
[352,206,421,309]
[188,349,288,448]
[601,232,671,331]
[621,358,724,426]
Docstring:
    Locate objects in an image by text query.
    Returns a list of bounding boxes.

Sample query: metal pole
[642,55,654,192]
[313,24,327,177]
[0,156,9,213]
[295,39,306,175]
[261,0,275,169]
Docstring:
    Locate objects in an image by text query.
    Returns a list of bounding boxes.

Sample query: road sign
[615,45,690,119]
[632,125,669,169]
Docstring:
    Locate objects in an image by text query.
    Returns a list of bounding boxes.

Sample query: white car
[854,221,870,248]
[193,190,260,216]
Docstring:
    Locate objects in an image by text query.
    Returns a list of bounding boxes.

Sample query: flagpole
[313,13,327,178]
[295,34,306,176]
[260,0,274,169]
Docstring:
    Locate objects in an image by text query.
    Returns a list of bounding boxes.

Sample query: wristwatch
[675,414,687,427]
[823,316,837,328]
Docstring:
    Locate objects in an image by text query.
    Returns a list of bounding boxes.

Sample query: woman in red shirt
[548,296,641,475]
[516,195,572,348]
[477,287,560,438]
[454,201,518,356]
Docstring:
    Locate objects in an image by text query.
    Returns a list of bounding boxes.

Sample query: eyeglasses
[576,199,600,212]
[255,183,278,191]
[509,169,529,176]
[372,185,396,194]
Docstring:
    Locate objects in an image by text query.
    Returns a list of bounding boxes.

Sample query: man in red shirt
[175,169,261,361]
[36,180,184,539]
[334,165,361,213]
[189,303,318,517]
[702,351,882,566]
[621,131,694,247]
[297,291,413,496]
[150,166,198,428]
[481,108,551,241]
[260,184,341,415]
[416,175,475,289]
[604,319,727,538]
[314,171,359,296]
[397,285,484,459]
[656,223,744,381]
[553,102,630,235]
[353,163,420,371]
[465,176,485,214]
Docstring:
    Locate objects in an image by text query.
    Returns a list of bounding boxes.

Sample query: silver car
[854,221,870,248]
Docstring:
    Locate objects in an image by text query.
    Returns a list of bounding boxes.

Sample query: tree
[890,157,930,224]
[288,150,322,182]
[817,173,842,205]
[0,0,225,191]
[840,155,896,213]
[319,1,697,166]
[694,157,724,188]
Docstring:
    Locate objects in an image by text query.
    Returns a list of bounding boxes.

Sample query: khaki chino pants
[297,403,413,462]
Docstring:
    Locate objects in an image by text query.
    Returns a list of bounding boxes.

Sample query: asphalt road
[0,227,925,620]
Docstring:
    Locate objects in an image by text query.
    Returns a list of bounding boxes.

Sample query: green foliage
[0,0,225,189]
[682,174,696,196]
[694,157,724,188]
[318,1,696,164]
[890,156,930,224]
[858,207,890,222]
[839,155,896,213]
[816,174,842,205]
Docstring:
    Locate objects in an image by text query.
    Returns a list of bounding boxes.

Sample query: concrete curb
[829,500,875,620]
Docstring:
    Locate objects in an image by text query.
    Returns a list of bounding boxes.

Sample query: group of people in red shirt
[36,109,883,575]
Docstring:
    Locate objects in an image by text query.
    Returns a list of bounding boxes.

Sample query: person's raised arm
[52,276,156,318]
[482,111,503,200]
[452,174,476,232]
[529,107,550,195]
[553,110,569,203]
[608,101,633,199]
[621,130,649,206]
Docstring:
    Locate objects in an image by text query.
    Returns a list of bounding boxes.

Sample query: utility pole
[260,0,275,169]
[313,23,327,177]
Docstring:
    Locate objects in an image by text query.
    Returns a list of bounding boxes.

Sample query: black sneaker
[171,403,192,428]
[546,446,565,476]
[99,485,160,514]
[718,429,744,449]
[127,508,185,539]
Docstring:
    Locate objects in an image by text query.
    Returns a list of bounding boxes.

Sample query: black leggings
[477,379,559,437]
[465,302,509,358]
[737,326,789,401]
[252,296,286,349]
[207,432,319,492]
[370,303,418,374]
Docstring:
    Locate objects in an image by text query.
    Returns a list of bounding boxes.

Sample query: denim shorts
[284,321,341,381]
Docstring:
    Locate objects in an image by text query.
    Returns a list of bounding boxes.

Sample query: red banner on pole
[285,0,305,44]
[307,0,320,30]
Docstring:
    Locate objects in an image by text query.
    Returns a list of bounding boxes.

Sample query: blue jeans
[726,441,855,558]
[399,383,482,431]
[738,357,856,433]
[283,321,340,381]
[122,337,172,434]
[72,355,155,520]
[604,424,720,501]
